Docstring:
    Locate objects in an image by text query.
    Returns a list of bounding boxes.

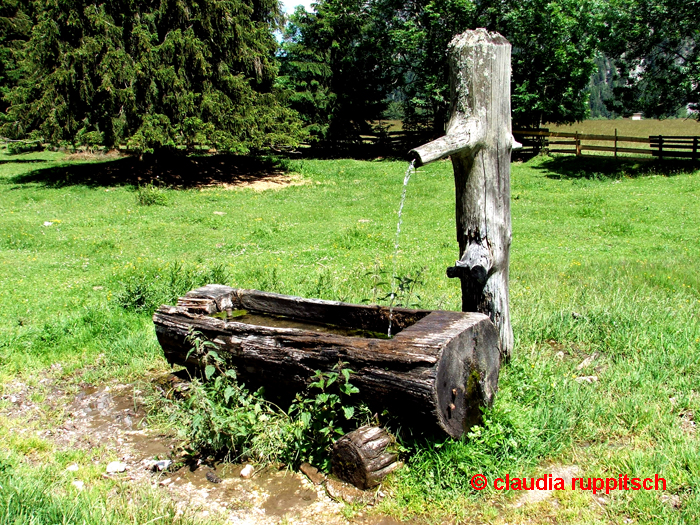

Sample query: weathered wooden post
[409,29,518,358]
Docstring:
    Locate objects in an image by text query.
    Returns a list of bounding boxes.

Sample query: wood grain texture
[409,29,514,358]
[153,286,501,437]
[331,426,399,489]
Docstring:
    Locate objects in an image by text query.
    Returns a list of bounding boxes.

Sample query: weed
[284,362,370,470]
[173,332,370,469]
[135,182,167,206]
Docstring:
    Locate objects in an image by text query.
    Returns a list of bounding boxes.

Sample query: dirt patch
[220,172,307,191]
[1,376,402,524]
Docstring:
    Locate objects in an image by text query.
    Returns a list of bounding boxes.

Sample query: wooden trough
[153,285,501,438]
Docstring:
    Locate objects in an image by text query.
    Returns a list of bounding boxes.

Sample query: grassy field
[544,119,700,160]
[548,118,700,137]
[1,146,699,523]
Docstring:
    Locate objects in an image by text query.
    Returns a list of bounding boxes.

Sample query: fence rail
[513,129,700,161]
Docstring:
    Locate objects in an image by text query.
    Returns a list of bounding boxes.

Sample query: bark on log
[409,29,515,358]
[331,426,400,489]
[153,285,501,438]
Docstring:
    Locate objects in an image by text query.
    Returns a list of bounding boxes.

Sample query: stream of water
[387,160,415,336]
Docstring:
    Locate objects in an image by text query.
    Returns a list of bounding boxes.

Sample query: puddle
[212,310,393,339]
[255,469,318,516]
[72,385,142,431]
[66,384,173,461]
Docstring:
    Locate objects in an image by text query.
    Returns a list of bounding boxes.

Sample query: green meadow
[0,146,698,524]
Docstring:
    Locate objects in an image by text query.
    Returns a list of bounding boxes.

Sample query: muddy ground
[1,374,407,525]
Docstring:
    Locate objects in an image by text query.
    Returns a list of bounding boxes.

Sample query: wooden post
[614,128,618,159]
[693,137,698,163]
[575,131,581,156]
[409,29,516,358]
[658,135,664,160]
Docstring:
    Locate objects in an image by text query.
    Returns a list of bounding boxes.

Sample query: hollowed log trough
[153,285,501,438]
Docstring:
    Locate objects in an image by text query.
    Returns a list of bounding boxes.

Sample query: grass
[547,118,700,137]
[0,144,699,523]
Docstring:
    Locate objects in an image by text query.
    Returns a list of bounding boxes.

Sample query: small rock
[661,494,682,509]
[576,352,599,371]
[42,221,53,227]
[213,211,226,215]
[575,375,598,384]
[9,395,18,403]
[240,464,254,479]
[206,471,222,484]
[159,478,173,486]
[106,461,127,474]
[66,464,79,472]
[152,460,172,472]
[72,480,85,491]
[572,311,582,319]
[554,351,565,360]
[300,462,326,485]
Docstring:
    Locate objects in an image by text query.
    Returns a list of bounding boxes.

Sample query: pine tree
[277,0,391,143]
[3,0,305,154]
[0,0,31,120]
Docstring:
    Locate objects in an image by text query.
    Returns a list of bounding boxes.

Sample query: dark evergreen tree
[277,0,391,143]
[0,0,31,119]
[3,0,305,153]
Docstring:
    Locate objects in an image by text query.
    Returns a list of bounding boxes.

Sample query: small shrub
[283,362,370,470]
[163,332,371,470]
[136,182,167,206]
[114,262,230,312]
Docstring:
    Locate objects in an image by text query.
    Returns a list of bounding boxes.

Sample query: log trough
[153,284,500,438]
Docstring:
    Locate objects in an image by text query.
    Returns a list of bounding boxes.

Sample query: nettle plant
[286,362,370,470]
[180,329,368,469]
[182,329,286,462]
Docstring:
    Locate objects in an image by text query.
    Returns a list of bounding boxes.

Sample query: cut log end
[435,314,500,436]
[331,426,401,490]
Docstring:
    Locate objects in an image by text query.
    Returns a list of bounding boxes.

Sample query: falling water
[387,159,415,336]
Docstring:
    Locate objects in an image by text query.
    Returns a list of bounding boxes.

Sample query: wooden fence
[513,129,700,161]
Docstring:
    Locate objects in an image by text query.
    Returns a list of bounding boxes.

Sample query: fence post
[658,135,664,160]
[614,128,618,159]
[693,137,698,163]
[575,131,581,156]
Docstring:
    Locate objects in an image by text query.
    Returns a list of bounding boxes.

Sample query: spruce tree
[277,0,391,143]
[3,0,305,154]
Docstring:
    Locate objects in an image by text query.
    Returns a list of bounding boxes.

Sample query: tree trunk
[409,29,515,358]
[153,285,501,438]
